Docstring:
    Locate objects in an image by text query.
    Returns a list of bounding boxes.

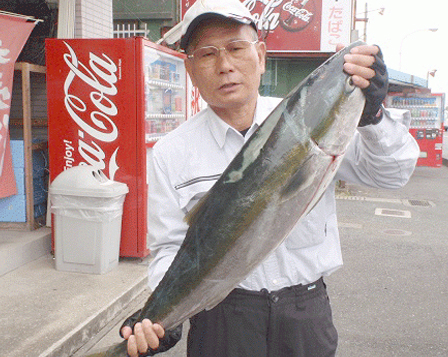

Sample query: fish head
[285,40,367,157]
[312,74,365,157]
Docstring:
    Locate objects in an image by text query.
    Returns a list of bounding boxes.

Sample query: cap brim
[180,13,255,50]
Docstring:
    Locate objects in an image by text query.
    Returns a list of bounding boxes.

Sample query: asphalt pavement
[83,162,448,357]
[329,166,448,356]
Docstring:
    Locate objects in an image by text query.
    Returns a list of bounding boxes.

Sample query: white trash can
[50,166,129,274]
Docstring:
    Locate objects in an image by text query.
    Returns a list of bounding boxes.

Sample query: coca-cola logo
[281,1,314,27]
[243,0,315,33]
[62,41,120,179]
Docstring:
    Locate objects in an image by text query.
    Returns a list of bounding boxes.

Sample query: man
[121,0,419,356]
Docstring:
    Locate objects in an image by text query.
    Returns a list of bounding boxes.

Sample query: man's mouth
[219,82,239,90]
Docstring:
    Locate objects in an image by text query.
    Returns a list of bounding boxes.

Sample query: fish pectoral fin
[280,155,315,201]
[184,190,212,226]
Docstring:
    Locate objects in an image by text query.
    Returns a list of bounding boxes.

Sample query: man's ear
[257,41,267,75]
[185,58,197,87]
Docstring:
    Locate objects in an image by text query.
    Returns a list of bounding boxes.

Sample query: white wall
[75,0,113,38]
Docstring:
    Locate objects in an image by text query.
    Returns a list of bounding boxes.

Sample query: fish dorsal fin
[184,190,212,226]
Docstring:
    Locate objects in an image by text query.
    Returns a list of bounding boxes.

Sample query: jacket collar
[207,95,269,148]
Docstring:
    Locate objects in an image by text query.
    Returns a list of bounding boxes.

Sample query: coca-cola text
[62,41,120,179]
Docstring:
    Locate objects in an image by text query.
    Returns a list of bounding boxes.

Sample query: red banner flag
[0,12,37,198]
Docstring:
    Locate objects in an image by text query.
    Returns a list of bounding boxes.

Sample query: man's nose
[216,48,234,70]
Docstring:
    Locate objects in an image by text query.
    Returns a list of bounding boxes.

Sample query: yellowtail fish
[87,40,366,356]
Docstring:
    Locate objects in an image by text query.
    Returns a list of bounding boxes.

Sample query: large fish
[87,40,366,357]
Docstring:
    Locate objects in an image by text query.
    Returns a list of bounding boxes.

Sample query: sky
[354,0,448,95]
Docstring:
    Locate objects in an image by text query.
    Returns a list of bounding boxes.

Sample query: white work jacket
[146,96,419,292]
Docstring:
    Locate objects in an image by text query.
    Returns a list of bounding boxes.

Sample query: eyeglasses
[187,40,259,68]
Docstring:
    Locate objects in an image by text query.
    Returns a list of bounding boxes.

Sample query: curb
[37,274,148,357]
[74,288,152,356]
[0,228,51,277]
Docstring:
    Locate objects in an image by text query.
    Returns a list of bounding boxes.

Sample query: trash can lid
[50,166,129,197]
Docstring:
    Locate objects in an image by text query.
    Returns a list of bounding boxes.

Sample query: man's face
[185,20,266,114]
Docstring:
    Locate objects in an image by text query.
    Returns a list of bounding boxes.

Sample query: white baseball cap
[180,0,257,50]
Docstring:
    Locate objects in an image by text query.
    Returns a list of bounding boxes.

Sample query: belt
[227,277,325,305]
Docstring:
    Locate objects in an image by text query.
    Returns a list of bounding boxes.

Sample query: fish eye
[344,76,356,93]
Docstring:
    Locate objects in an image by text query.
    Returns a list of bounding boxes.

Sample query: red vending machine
[385,92,445,167]
[46,38,187,257]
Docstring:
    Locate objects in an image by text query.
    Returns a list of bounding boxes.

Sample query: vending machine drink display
[385,93,445,167]
[144,49,186,142]
[46,38,187,257]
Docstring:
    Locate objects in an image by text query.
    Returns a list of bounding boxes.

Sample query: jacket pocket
[285,207,328,250]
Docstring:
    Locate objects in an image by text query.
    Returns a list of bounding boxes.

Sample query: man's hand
[121,319,165,357]
[338,44,378,88]
[338,43,389,126]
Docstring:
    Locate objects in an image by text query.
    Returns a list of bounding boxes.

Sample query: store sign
[320,0,352,52]
[181,0,352,54]
[0,13,36,199]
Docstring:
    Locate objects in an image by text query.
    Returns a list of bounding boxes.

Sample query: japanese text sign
[0,13,36,198]
[181,0,352,54]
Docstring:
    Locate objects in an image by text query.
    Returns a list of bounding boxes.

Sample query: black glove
[120,309,183,356]
[358,46,388,127]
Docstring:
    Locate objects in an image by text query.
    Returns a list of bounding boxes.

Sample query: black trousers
[187,278,338,357]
